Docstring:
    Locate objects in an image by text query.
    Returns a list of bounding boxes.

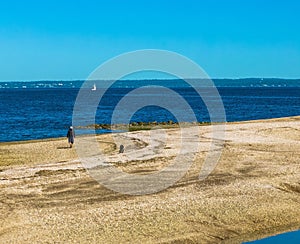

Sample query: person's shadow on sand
[57,146,71,149]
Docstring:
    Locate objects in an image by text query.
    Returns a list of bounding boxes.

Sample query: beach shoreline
[1,116,300,243]
[1,115,299,146]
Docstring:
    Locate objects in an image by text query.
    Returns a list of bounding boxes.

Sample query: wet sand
[1,117,300,243]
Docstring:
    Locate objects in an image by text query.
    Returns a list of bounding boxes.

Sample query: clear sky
[0,0,300,81]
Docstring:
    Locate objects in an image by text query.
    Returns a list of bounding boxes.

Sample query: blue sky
[0,0,300,80]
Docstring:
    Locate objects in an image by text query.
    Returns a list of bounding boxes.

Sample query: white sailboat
[91,83,96,91]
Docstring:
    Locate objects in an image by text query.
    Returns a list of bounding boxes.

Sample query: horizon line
[1,77,300,82]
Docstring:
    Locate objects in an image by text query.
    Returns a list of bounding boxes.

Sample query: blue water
[245,230,300,243]
[1,79,300,142]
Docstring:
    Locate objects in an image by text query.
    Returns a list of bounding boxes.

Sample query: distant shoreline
[1,78,300,89]
[1,77,300,82]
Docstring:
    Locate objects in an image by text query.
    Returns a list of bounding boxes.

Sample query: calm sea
[0,79,300,142]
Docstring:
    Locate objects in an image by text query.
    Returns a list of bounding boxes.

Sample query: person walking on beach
[67,126,75,148]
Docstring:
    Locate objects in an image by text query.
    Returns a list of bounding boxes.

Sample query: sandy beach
[1,116,300,243]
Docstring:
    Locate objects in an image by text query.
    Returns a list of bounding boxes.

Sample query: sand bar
[1,116,300,243]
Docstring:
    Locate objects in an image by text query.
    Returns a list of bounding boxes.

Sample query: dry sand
[1,116,300,243]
